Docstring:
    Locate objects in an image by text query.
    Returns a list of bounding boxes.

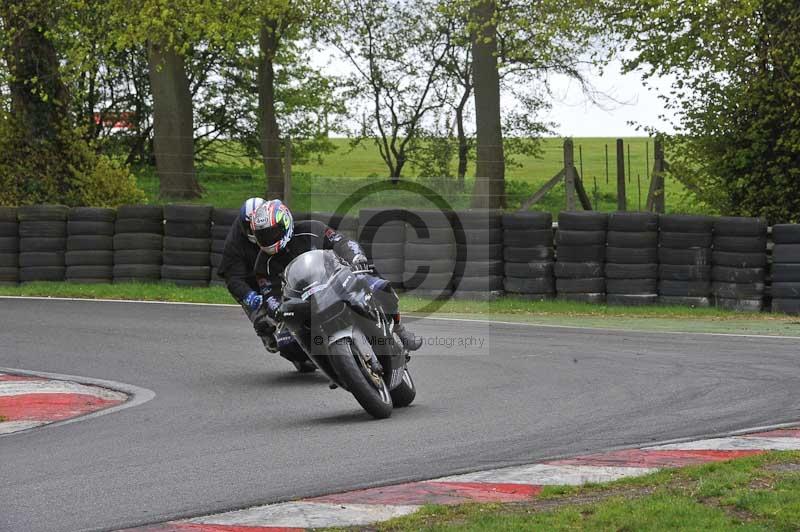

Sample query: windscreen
[283,249,343,299]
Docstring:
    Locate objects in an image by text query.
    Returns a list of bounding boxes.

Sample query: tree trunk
[259,18,285,200]
[147,41,200,199]
[470,0,505,208]
[455,88,470,189]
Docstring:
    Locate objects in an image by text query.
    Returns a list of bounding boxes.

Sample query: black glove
[252,306,275,337]
[351,253,369,271]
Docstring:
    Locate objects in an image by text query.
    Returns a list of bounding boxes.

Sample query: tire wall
[4,205,799,315]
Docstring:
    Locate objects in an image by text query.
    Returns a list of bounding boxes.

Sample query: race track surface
[0,298,798,532]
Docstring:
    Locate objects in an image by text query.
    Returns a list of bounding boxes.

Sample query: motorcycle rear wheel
[329,329,393,419]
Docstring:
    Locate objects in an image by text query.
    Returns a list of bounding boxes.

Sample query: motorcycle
[274,249,416,419]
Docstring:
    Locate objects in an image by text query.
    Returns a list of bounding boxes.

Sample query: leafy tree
[609,0,800,222]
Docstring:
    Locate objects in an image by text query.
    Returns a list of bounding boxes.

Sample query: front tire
[328,329,393,419]
[390,368,416,407]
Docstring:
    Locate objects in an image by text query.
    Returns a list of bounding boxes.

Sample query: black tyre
[161,265,210,281]
[0,237,19,253]
[19,252,64,267]
[0,207,17,222]
[458,243,503,261]
[658,280,711,297]
[328,330,393,419]
[658,214,713,233]
[367,242,404,259]
[711,282,764,299]
[715,298,763,312]
[459,260,503,277]
[211,225,232,241]
[211,239,226,254]
[67,221,115,236]
[404,242,454,260]
[308,212,359,231]
[162,251,211,267]
[712,236,767,253]
[373,257,404,275]
[771,298,800,315]
[711,266,765,283]
[711,251,766,268]
[770,282,800,299]
[114,249,162,265]
[606,231,658,248]
[19,237,66,253]
[556,230,606,246]
[504,246,554,262]
[556,277,605,293]
[405,227,454,244]
[0,266,18,282]
[454,209,503,229]
[210,253,223,269]
[502,229,553,247]
[503,276,554,294]
[606,278,657,294]
[0,222,18,237]
[556,292,605,304]
[65,266,113,279]
[114,233,162,251]
[605,247,659,264]
[657,295,711,308]
[402,259,454,274]
[163,204,213,222]
[390,368,416,407]
[212,208,239,226]
[554,261,603,278]
[17,205,68,221]
[164,221,210,239]
[67,235,113,251]
[772,245,800,264]
[117,204,163,220]
[68,207,116,222]
[659,231,713,248]
[115,219,164,234]
[659,247,712,265]
[658,264,712,281]
[502,211,552,230]
[0,254,18,267]
[604,262,658,279]
[462,229,502,245]
[770,263,800,282]
[19,266,65,281]
[607,212,658,232]
[556,245,605,262]
[65,251,113,266]
[557,211,608,231]
[772,224,800,245]
[712,216,767,237]
[453,275,503,291]
[19,221,67,238]
[607,294,657,306]
[113,264,161,279]
[402,271,452,290]
[504,261,554,278]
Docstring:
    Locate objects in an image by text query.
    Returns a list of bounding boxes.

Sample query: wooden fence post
[646,137,665,213]
[616,138,626,211]
[564,138,576,211]
[283,138,292,206]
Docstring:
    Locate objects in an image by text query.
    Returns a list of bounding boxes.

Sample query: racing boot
[394,321,422,351]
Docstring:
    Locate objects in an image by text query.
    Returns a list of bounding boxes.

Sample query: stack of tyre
[604,212,659,305]
[162,205,212,286]
[210,208,238,287]
[450,209,504,300]
[770,224,800,315]
[0,207,18,285]
[554,211,608,303]
[657,214,713,306]
[501,212,554,299]
[358,208,405,288]
[18,205,69,283]
[113,205,164,283]
[711,217,768,311]
[404,210,454,297]
[65,208,115,283]
[307,212,359,241]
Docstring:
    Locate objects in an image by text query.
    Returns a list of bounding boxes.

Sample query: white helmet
[239,197,267,244]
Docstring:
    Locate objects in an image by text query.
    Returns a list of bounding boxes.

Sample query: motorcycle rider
[249,199,423,352]
[218,197,315,371]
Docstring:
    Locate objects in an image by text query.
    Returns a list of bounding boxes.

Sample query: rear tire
[390,368,416,407]
[328,329,393,419]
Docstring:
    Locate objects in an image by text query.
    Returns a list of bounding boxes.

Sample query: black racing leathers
[217,216,262,304]
[254,220,364,318]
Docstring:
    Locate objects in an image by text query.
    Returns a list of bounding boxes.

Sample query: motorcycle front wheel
[328,328,393,419]
[390,368,416,407]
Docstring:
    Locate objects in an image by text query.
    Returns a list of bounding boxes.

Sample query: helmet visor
[254,223,286,250]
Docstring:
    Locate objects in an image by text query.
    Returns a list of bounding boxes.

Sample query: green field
[135,137,698,215]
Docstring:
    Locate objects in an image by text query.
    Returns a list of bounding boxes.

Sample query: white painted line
[0,380,128,401]
[0,420,46,434]
[0,368,156,438]
[3,295,798,340]
[436,463,658,486]
[647,436,800,452]
[186,501,419,528]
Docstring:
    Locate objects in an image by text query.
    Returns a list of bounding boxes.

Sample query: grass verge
[360,451,800,531]
[0,282,798,336]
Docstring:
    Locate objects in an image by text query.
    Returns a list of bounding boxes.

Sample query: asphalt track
[0,298,798,532]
